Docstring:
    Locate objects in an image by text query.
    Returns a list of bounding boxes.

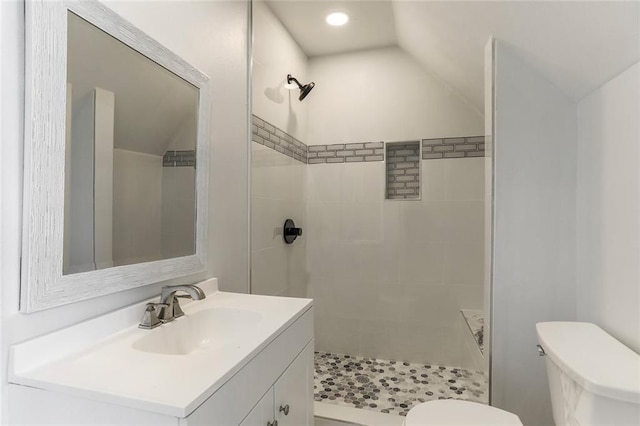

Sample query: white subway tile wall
[251,142,307,298]
[307,159,485,370]
[250,115,485,371]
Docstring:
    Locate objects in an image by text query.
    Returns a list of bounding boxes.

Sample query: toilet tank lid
[536,322,640,404]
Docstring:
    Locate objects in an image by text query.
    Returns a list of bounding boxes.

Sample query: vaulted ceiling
[265,0,640,111]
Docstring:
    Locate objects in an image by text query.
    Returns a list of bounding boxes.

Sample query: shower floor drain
[314,351,487,417]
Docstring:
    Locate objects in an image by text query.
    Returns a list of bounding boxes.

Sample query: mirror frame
[21,0,210,312]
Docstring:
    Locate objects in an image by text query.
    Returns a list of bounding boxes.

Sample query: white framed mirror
[21,0,210,312]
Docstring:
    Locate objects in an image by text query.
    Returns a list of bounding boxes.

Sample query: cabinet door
[239,388,274,426]
[274,341,314,426]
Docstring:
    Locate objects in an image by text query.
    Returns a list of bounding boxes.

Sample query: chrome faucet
[158,284,206,323]
[138,302,166,329]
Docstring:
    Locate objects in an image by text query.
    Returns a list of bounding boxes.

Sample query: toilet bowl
[403,400,522,425]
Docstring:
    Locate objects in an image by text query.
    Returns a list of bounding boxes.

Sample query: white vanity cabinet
[9,286,314,426]
[184,339,314,426]
[239,343,314,426]
[273,341,314,426]
[240,388,276,426]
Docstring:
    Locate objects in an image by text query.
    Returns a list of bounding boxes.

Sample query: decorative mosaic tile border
[461,310,484,354]
[163,150,195,167]
[308,142,384,164]
[314,351,487,417]
[251,115,484,165]
[422,136,485,159]
[386,142,420,199]
[252,115,308,164]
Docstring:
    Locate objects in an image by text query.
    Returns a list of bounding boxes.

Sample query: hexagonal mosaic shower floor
[314,352,488,417]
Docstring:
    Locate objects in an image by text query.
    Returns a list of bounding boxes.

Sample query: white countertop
[9,278,313,417]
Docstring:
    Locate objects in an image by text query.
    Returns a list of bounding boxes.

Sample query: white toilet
[403,399,522,425]
[536,321,640,425]
[403,321,640,425]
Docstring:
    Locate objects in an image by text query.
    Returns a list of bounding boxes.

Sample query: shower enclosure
[250,0,488,420]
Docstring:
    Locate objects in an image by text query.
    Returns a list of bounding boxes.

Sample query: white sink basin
[132,307,262,355]
[9,279,313,418]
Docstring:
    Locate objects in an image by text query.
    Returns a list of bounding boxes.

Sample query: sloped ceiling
[265,0,397,56]
[265,0,640,111]
[68,12,198,156]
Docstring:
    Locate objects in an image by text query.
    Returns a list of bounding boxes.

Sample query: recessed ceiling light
[326,12,349,27]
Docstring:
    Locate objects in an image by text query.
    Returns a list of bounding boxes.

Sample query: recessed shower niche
[385,141,421,200]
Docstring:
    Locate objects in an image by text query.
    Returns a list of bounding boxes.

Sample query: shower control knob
[286,227,302,236]
[283,219,302,244]
[279,404,290,416]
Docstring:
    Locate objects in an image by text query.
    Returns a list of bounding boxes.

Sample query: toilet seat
[403,400,523,426]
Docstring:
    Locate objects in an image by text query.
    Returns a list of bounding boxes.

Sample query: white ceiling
[265,0,640,111]
[265,0,397,57]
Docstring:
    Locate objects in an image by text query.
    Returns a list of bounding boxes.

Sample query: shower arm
[287,74,304,90]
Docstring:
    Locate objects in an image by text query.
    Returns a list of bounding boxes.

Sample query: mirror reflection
[64,12,199,275]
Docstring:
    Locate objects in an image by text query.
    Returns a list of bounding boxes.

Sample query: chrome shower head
[287,74,315,101]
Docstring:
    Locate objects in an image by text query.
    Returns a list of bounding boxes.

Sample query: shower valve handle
[285,227,302,236]
[283,219,302,244]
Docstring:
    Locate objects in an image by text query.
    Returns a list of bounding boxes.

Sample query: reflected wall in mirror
[22,0,210,312]
[64,12,198,274]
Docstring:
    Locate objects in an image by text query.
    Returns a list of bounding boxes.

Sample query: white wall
[491,40,577,425]
[307,158,485,370]
[0,1,249,421]
[104,0,250,295]
[66,87,115,272]
[251,1,308,300]
[161,167,196,259]
[576,62,640,353]
[482,38,494,377]
[163,110,197,260]
[93,88,115,270]
[251,143,307,298]
[252,0,308,142]
[307,46,483,145]
[112,149,163,266]
[66,90,97,273]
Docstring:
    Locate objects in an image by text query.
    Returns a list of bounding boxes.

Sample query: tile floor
[314,352,488,417]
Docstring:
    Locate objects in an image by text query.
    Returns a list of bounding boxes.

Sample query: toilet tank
[536,322,640,426]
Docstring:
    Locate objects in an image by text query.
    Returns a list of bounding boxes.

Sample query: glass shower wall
[250,1,487,408]
[250,118,307,299]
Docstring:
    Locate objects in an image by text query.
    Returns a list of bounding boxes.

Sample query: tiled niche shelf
[163,150,196,167]
[386,141,421,200]
[461,309,485,354]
